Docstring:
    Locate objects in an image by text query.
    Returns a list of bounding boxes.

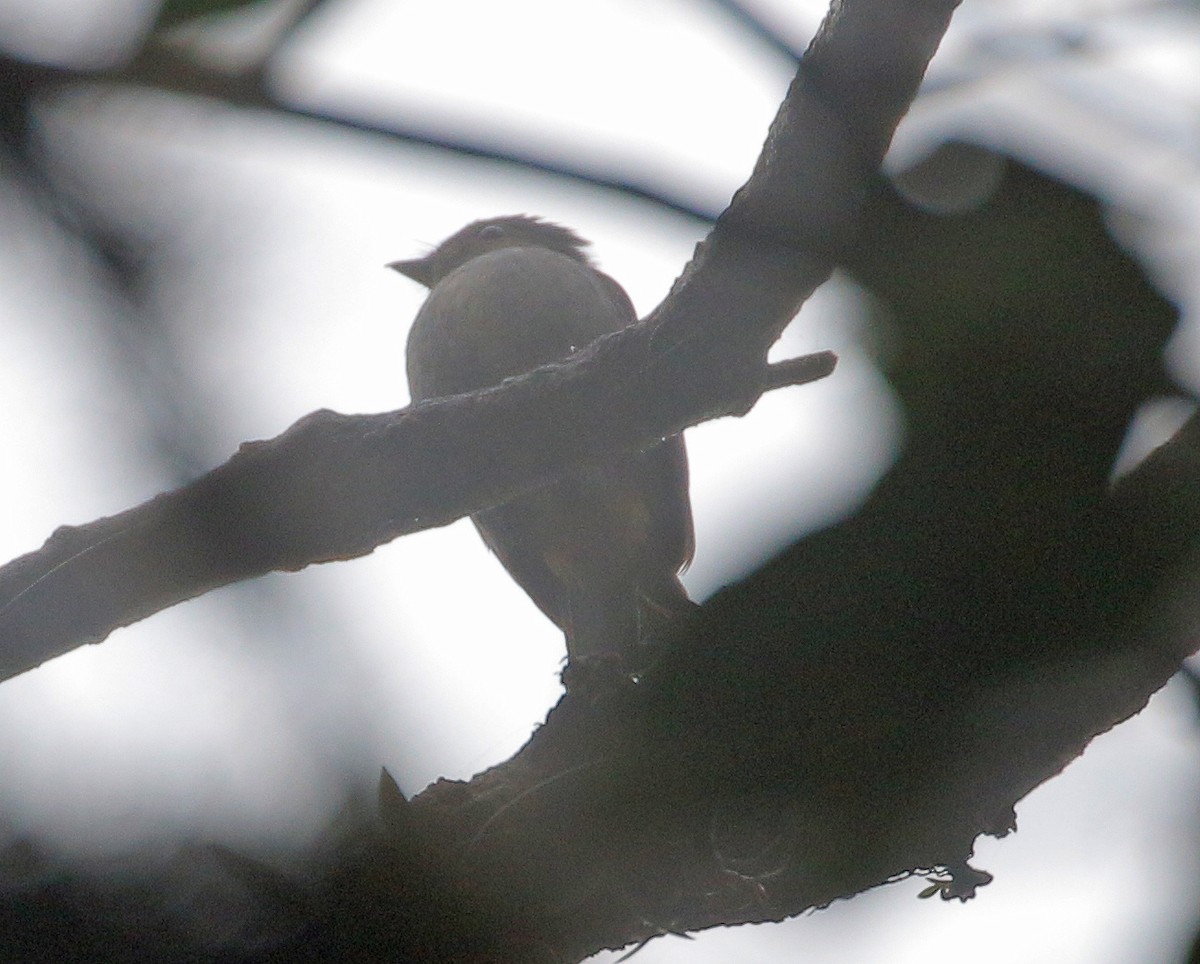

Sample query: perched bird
[390,215,695,668]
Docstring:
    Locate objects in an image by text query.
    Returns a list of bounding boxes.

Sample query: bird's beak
[387,257,434,288]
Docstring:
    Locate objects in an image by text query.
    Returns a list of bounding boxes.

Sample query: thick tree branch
[0,341,835,682]
[0,0,956,680]
[278,396,1200,964]
[302,157,1195,963]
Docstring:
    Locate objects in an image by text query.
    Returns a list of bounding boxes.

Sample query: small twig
[762,350,838,393]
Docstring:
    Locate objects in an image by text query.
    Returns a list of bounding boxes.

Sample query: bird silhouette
[391,215,695,671]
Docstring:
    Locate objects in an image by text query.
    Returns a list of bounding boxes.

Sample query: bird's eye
[478,225,505,241]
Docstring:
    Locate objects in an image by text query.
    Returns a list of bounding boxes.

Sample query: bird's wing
[471,504,568,631]
[636,434,695,576]
[591,270,694,572]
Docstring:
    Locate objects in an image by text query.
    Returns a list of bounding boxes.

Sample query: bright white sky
[0,1,1199,962]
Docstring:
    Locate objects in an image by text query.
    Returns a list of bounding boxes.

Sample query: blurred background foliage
[1,0,1200,962]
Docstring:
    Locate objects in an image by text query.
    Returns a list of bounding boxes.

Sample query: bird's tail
[563,577,697,665]
[638,576,700,640]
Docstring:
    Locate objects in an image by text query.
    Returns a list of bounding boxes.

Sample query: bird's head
[388,215,592,288]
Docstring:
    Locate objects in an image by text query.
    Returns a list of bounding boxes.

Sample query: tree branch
[308,158,1197,962]
[0,0,957,681]
[3,43,719,224]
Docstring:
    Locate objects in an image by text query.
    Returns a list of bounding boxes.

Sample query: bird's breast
[405,247,632,401]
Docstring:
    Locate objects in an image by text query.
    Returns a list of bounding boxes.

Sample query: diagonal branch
[0,0,957,682]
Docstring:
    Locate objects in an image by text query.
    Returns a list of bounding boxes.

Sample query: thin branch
[4,46,720,225]
[700,0,806,63]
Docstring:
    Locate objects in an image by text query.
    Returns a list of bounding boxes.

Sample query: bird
[389,215,695,673]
